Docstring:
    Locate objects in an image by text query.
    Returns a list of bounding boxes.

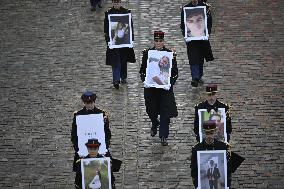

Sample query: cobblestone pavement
[0,0,283,188]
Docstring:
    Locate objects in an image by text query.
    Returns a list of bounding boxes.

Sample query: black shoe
[113,82,119,89]
[150,126,157,137]
[161,137,168,146]
[91,7,96,11]
[198,78,204,85]
[121,79,127,84]
[191,80,198,87]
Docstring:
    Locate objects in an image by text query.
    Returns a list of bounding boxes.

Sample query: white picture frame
[197,150,228,189]
[198,108,227,143]
[108,13,133,49]
[183,6,209,42]
[144,50,173,89]
[76,114,107,156]
[81,157,112,189]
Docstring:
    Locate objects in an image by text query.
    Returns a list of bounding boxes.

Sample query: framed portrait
[108,13,133,49]
[197,150,228,189]
[144,50,173,89]
[183,6,209,41]
[198,108,227,143]
[81,157,112,189]
[76,114,107,156]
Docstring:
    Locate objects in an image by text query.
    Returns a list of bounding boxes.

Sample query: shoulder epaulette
[195,100,205,108]
[73,110,78,115]
[192,142,200,149]
[203,2,212,7]
[142,48,149,54]
[225,142,232,156]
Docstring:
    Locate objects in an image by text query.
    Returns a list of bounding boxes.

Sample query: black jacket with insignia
[191,139,231,187]
[139,46,178,118]
[194,99,232,142]
[191,139,245,188]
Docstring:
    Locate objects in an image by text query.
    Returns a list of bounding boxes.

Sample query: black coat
[190,139,231,187]
[180,1,214,63]
[139,47,178,118]
[191,139,244,188]
[194,99,232,142]
[104,6,136,66]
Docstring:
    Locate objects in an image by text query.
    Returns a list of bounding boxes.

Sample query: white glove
[108,42,113,49]
[143,83,151,88]
[162,85,170,91]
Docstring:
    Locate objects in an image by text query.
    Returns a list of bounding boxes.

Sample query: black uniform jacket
[104,6,136,66]
[191,139,245,188]
[139,46,178,118]
[194,99,232,142]
[191,139,231,187]
[180,1,214,63]
[71,106,111,152]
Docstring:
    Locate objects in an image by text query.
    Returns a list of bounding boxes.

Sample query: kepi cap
[206,84,218,94]
[81,91,97,102]
[154,31,165,40]
[85,138,101,148]
[203,120,216,131]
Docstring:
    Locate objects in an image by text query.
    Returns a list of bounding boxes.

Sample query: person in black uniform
[104,0,136,89]
[139,31,178,146]
[180,0,214,87]
[71,91,111,173]
[74,138,118,189]
[194,84,232,142]
[191,121,245,189]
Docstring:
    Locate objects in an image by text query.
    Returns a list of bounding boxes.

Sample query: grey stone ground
[0,0,283,188]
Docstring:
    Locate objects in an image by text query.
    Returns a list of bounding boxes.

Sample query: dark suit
[207,166,220,189]
[139,46,178,138]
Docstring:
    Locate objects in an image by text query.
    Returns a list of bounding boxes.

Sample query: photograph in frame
[144,50,173,89]
[76,114,107,156]
[197,150,228,189]
[183,6,209,41]
[198,108,227,143]
[108,13,133,49]
[81,157,112,189]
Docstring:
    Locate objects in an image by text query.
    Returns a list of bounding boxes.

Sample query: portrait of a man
[144,50,173,89]
[197,150,228,189]
[183,6,209,41]
[207,159,221,189]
